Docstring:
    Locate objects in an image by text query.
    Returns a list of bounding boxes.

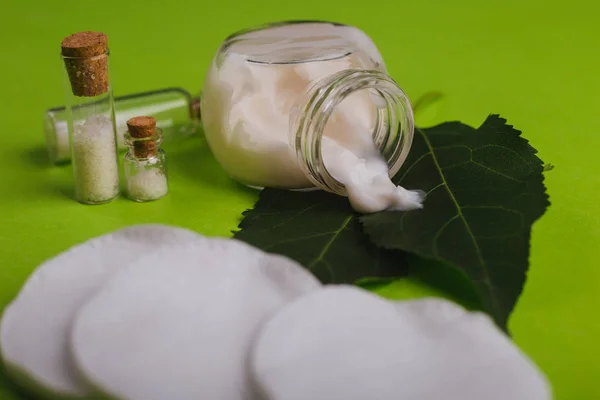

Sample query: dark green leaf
[234,189,408,284]
[361,115,550,329]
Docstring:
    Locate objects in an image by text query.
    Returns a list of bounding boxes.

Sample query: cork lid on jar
[61,31,109,97]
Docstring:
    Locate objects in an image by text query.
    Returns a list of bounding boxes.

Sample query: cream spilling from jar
[202,22,424,213]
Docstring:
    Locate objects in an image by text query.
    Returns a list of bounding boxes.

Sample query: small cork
[127,116,158,158]
[191,97,201,121]
[61,31,109,97]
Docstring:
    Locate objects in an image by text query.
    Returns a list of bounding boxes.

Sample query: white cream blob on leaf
[0,225,203,399]
[70,239,321,400]
[322,133,424,213]
[250,285,552,400]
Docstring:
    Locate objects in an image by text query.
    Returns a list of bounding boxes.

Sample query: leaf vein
[432,214,460,257]
[307,215,353,270]
[318,259,335,279]
[417,127,500,316]
[397,151,432,183]
[433,144,473,151]
[474,144,530,165]
[426,183,446,196]
[441,160,471,170]
[462,205,525,218]
[269,205,319,230]
[470,160,523,183]
[263,231,337,250]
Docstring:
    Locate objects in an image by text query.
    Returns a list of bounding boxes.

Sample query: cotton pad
[0,224,203,399]
[250,285,551,400]
[70,238,321,400]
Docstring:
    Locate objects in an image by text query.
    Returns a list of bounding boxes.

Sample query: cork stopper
[127,116,158,158]
[61,31,109,97]
[191,97,201,121]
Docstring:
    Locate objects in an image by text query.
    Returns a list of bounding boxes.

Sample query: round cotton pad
[0,224,203,399]
[250,286,551,400]
[70,238,321,400]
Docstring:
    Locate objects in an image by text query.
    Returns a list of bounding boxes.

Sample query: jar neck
[290,69,414,195]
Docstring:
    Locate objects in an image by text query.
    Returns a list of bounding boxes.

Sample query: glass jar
[123,126,168,202]
[45,87,200,165]
[61,32,120,205]
[201,21,414,196]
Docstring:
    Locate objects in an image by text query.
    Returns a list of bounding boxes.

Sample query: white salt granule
[126,161,168,202]
[72,115,119,204]
[55,118,128,162]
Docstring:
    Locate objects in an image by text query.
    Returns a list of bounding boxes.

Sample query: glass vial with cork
[61,31,120,204]
[44,87,201,165]
[124,116,168,202]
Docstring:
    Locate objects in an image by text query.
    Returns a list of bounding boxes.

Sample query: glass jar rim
[219,21,355,66]
[291,69,414,196]
[224,20,348,42]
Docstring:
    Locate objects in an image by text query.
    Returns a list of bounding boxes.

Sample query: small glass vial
[201,21,414,195]
[44,87,201,165]
[124,116,168,202]
[61,31,119,204]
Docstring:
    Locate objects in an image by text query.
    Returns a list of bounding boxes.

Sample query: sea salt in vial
[201,21,423,213]
[61,31,120,205]
[123,117,168,202]
[44,88,201,165]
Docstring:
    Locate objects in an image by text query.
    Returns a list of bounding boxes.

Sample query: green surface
[0,0,598,398]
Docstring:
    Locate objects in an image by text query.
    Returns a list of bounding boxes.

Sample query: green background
[1,0,598,398]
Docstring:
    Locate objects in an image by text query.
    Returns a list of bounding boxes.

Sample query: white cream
[202,22,424,213]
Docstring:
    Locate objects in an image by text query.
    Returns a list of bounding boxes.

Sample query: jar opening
[220,21,359,66]
[292,69,414,196]
[224,20,348,42]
